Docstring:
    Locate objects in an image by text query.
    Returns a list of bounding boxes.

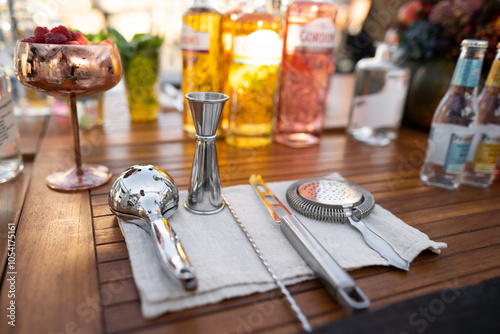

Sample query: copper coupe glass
[14,42,122,191]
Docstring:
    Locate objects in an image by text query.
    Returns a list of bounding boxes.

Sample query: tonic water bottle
[462,42,500,187]
[420,40,488,189]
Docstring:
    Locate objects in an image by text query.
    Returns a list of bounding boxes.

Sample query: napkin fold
[117,173,447,319]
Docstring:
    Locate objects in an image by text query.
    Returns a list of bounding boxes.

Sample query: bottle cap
[461,39,488,48]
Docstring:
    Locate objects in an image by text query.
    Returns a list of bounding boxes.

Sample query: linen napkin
[116,173,447,319]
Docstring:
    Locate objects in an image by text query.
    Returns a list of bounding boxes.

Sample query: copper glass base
[46,164,112,191]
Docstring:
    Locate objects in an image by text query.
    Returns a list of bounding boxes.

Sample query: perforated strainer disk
[297,181,364,206]
[287,179,375,223]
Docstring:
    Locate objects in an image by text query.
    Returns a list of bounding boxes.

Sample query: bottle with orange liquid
[226,0,282,148]
[275,1,337,148]
[182,0,223,135]
[221,1,245,134]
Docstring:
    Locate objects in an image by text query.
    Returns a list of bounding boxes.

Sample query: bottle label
[467,124,500,173]
[181,24,210,53]
[350,75,408,129]
[485,59,500,87]
[451,58,482,88]
[426,123,473,174]
[233,30,282,65]
[444,133,473,173]
[285,18,335,54]
[0,96,18,151]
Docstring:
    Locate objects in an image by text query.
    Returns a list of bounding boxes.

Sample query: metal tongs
[250,175,370,312]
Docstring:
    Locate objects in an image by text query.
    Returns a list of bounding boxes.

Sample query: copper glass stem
[69,93,83,173]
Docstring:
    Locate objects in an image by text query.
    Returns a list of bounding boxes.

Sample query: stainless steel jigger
[184,92,228,214]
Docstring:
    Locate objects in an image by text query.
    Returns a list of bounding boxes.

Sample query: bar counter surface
[1,93,500,334]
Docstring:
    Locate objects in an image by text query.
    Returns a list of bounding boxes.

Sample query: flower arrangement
[396,0,500,61]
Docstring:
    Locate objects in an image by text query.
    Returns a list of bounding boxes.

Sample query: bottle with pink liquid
[274,0,337,148]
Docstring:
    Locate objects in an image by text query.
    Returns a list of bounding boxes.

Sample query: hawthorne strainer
[287,178,409,270]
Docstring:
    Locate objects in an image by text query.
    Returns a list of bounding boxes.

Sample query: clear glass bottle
[462,43,500,188]
[274,0,337,148]
[226,0,282,148]
[420,40,488,190]
[346,43,410,146]
[0,0,54,116]
[0,69,23,183]
[182,0,223,136]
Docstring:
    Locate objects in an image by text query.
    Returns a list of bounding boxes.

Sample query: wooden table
[2,92,500,334]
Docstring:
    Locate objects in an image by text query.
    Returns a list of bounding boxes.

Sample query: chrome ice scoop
[109,164,197,291]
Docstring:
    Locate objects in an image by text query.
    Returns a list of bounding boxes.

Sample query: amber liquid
[226,12,282,148]
[275,1,337,147]
[221,9,242,134]
[182,7,223,135]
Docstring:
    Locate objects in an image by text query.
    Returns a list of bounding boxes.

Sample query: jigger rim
[185,92,229,104]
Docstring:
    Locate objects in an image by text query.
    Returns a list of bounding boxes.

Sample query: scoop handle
[280,214,370,312]
[150,217,197,291]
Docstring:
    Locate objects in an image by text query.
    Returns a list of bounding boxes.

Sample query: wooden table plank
[0,164,32,279]
[416,210,500,239]
[0,118,102,333]
[95,227,124,245]
[99,259,133,284]
[16,114,47,156]
[96,242,129,263]
[0,115,45,275]
[94,215,119,230]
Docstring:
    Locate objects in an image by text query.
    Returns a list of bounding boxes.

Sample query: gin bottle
[0,69,23,183]
[346,43,410,146]
[274,0,337,148]
[420,40,488,189]
[182,0,223,136]
[462,42,500,188]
